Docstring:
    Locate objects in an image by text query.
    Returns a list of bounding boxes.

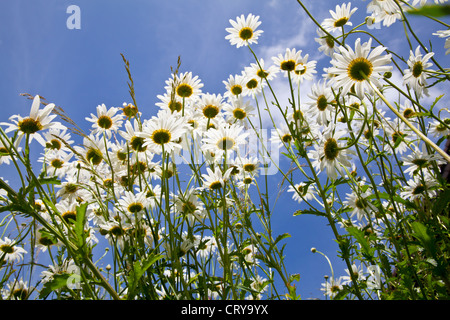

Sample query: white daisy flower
[321,2,358,33]
[321,276,344,299]
[244,58,279,84]
[201,166,233,191]
[137,110,188,155]
[272,48,304,75]
[39,149,73,179]
[85,103,124,139]
[164,71,204,104]
[225,13,263,48]
[202,123,249,159]
[306,80,336,125]
[315,28,338,57]
[41,127,73,154]
[117,190,149,219]
[0,237,27,264]
[291,53,317,84]
[155,92,184,114]
[0,135,22,165]
[433,29,450,55]
[287,182,317,204]
[1,278,30,300]
[403,46,434,98]
[223,73,246,100]
[223,96,255,125]
[400,174,439,201]
[1,95,63,146]
[384,118,415,155]
[308,125,354,180]
[328,38,392,99]
[367,0,404,27]
[401,144,445,176]
[344,190,377,222]
[119,118,147,153]
[197,93,225,120]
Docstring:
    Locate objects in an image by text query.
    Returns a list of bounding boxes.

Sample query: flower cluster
[0,0,449,301]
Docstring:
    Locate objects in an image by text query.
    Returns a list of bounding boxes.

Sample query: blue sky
[1,0,449,299]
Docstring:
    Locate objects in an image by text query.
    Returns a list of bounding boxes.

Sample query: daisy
[384,118,415,155]
[367,0,404,27]
[197,93,225,120]
[85,103,124,138]
[1,278,30,300]
[75,133,108,166]
[117,190,149,219]
[287,182,317,204]
[321,276,344,299]
[98,219,131,249]
[242,244,259,265]
[39,150,73,179]
[1,95,63,146]
[196,236,217,259]
[223,96,255,125]
[201,166,233,190]
[55,199,82,225]
[155,92,184,114]
[56,177,89,203]
[412,0,449,6]
[165,71,203,104]
[121,102,140,119]
[242,71,263,97]
[272,48,304,75]
[315,28,338,57]
[40,258,80,284]
[0,237,27,263]
[344,190,377,222]
[328,38,392,99]
[341,264,364,285]
[270,123,294,148]
[429,118,450,138]
[402,144,444,176]
[41,127,73,154]
[202,123,249,159]
[322,2,358,33]
[306,80,336,125]
[366,265,382,290]
[291,53,317,84]
[223,73,246,100]
[137,110,188,155]
[401,173,439,201]
[35,226,61,252]
[244,58,279,84]
[0,135,22,165]
[308,125,354,180]
[174,188,207,223]
[235,156,260,177]
[403,46,434,98]
[119,118,147,153]
[433,29,450,55]
[225,13,263,48]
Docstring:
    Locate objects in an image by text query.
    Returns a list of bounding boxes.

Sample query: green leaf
[293,209,327,217]
[38,175,61,186]
[127,252,164,299]
[274,233,291,245]
[346,226,374,260]
[411,221,436,257]
[39,274,71,299]
[407,4,450,17]
[432,189,450,215]
[74,202,88,248]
